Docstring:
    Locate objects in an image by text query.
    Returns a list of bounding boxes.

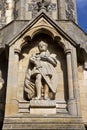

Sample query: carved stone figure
[24,41,58,100]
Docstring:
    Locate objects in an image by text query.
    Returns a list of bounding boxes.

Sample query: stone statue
[24,41,58,100]
[0,70,4,90]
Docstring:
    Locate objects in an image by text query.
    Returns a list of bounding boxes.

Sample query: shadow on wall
[0,51,8,130]
[85,125,87,130]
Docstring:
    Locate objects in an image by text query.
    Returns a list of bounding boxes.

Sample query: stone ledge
[30,100,56,108]
[2,117,85,130]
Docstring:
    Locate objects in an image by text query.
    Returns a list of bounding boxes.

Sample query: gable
[6,11,77,49]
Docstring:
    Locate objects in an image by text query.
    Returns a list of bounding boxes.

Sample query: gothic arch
[20,27,69,52]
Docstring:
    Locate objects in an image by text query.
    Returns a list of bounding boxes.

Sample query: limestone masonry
[0,0,87,130]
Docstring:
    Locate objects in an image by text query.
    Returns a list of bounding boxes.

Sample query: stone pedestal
[30,100,56,114]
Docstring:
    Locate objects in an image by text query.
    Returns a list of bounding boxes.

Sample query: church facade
[0,0,87,130]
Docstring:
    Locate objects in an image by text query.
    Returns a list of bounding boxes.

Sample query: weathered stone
[30,100,56,114]
[0,0,87,130]
[2,115,85,130]
[30,100,56,107]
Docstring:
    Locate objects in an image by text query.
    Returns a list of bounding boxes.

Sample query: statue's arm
[30,56,35,63]
[30,55,38,65]
[41,55,57,67]
[47,56,57,67]
[30,54,40,66]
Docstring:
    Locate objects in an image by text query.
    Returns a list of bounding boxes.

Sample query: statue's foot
[34,97,41,100]
[44,97,50,100]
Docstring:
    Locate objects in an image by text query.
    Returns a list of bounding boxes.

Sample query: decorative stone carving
[30,99,56,107]
[0,0,8,28]
[24,41,58,100]
[65,0,75,22]
[36,0,50,11]
[28,0,56,18]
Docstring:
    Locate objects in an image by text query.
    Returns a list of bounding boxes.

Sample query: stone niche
[3,30,85,130]
[17,33,68,114]
[4,27,81,117]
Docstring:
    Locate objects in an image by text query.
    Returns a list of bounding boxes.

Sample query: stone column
[51,0,57,20]
[58,0,66,20]
[5,47,20,115]
[65,49,77,115]
[84,54,87,70]
[16,0,26,20]
[72,47,82,116]
[14,49,20,87]
[6,0,14,24]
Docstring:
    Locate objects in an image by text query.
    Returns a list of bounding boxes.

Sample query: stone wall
[0,0,78,28]
[78,64,87,124]
[0,0,14,28]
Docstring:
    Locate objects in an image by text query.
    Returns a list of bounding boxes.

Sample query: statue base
[30,100,56,114]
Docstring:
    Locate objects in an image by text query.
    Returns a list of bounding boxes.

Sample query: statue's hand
[41,56,47,61]
[30,57,36,63]
[34,60,39,66]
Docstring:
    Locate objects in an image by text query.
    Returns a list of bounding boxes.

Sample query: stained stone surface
[0,0,77,28]
[0,0,87,130]
[0,0,14,28]
[65,0,76,22]
[30,100,56,107]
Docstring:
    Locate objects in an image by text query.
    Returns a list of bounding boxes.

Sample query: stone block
[5,101,18,116]
[30,100,56,114]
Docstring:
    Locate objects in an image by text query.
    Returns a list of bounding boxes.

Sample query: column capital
[14,48,21,55]
[64,49,71,54]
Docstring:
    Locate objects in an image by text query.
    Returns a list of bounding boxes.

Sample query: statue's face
[38,41,48,52]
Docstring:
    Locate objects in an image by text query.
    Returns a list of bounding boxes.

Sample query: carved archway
[19,26,68,51]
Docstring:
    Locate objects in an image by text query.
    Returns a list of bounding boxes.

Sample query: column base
[68,99,77,116]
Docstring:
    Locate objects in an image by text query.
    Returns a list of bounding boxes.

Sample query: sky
[76,0,87,33]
